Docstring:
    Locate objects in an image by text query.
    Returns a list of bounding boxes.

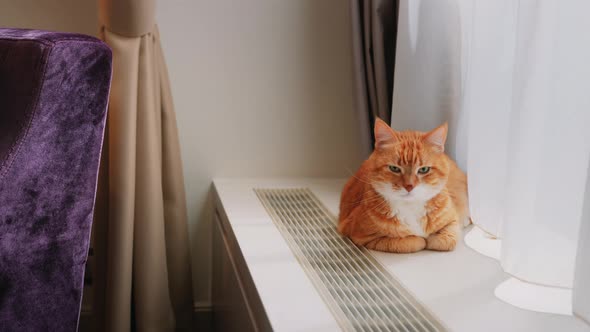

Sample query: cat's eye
[388,165,401,173]
[417,166,431,174]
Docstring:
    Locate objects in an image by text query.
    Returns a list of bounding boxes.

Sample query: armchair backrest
[0,28,111,331]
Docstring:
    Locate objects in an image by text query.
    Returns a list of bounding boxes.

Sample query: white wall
[156,0,363,305]
[0,0,97,36]
[0,0,363,307]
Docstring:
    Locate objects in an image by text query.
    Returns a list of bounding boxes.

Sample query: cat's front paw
[426,233,457,251]
[398,235,427,253]
[364,235,426,253]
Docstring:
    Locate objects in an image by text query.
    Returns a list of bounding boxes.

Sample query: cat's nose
[404,184,414,192]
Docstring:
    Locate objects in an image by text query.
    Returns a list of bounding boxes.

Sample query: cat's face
[368,119,450,202]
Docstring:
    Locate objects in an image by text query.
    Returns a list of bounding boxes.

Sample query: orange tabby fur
[338,118,469,253]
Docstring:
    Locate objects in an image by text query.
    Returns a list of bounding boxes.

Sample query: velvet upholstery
[0,28,112,331]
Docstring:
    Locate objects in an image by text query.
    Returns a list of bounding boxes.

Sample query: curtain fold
[350,0,399,157]
[392,0,590,319]
[391,0,466,165]
[464,0,590,289]
[93,0,193,331]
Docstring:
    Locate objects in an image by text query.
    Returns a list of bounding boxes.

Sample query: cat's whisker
[374,199,388,210]
[357,199,389,219]
[346,191,381,203]
[354,195,384,205]
[341,195,384,207]
[341,188,386,207]
[345,167,377,186]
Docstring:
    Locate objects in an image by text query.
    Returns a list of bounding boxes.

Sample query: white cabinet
[212,210,272,332]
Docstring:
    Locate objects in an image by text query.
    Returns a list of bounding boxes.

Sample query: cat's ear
[374,118,398,149]
[424,122,448,152]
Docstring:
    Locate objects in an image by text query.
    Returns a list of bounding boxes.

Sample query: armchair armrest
[0,28,111,331]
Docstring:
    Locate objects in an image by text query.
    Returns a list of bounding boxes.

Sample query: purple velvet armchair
[0,29,111,331]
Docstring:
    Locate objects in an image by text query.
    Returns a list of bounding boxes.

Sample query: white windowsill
[213,178,589,332]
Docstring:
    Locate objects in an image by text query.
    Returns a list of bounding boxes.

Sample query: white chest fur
[373,182,429,237]
[389,201,427,237]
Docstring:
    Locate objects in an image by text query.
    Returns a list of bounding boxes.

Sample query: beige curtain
[93,0,193,331]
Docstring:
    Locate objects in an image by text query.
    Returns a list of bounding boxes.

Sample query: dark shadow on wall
[298,0,366,174]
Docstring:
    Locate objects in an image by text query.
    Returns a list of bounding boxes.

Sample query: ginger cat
[338,118,469,253]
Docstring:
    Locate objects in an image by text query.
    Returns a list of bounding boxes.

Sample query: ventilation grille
[255,188,446,332]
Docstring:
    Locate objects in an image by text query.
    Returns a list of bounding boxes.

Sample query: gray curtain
[350,0,399,157]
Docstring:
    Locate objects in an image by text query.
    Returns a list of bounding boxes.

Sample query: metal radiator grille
[255,188,446,332]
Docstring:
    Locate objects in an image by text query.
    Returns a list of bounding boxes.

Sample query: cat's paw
[426,233,457,251]
[364,235,426,253]
[404,236,427,253]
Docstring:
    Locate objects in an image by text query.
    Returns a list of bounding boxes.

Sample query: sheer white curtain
[392,0,590,321]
